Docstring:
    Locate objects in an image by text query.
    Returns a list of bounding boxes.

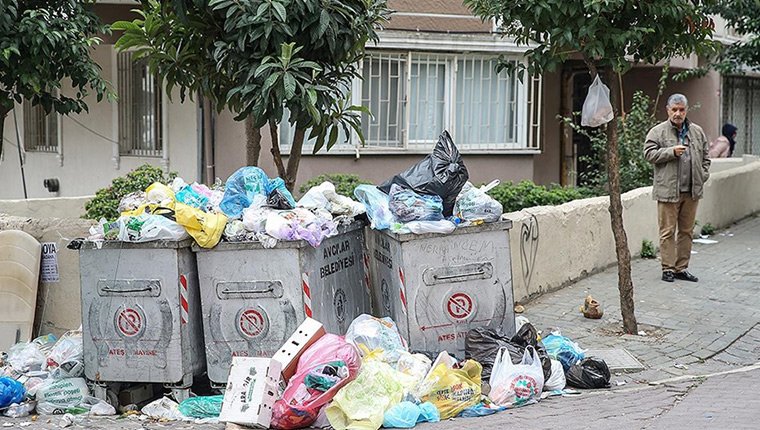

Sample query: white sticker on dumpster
[40,242,60,282]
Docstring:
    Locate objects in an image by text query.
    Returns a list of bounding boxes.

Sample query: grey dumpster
[78,239,205,401]
[193,221,371,388]
[367,220,514,358]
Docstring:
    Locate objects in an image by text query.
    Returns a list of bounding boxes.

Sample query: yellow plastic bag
[173,203,227,248]
[419,359,482,419]
[120,182,176,217]
[326,361,405,430]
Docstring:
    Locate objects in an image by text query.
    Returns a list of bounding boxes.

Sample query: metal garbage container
[366,220,515,358]
[193,221,371,388]
[78,239,205,401]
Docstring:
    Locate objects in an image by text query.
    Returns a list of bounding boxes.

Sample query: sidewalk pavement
[520,212,760,384]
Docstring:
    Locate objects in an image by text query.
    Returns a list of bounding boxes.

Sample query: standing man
[644,94,711,283]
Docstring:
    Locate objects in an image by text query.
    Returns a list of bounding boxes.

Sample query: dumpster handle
[221,286,276,295]
[101,286,154,293]
[434,270,485,281]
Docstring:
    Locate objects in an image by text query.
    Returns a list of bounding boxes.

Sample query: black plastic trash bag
[509,323,552,381]
[566,357,611,389]
[379,130,468,217]
[267,189,295,210]
[465,327,522,380]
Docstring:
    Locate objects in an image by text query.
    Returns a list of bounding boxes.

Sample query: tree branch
[285,128,306,191]
[269,119,287,180]
[245,115,262,166]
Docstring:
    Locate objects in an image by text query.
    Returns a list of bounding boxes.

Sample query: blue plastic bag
[176,186,209,210]
[354,185,395,230]
[383,401,440,428]
[178,395,224,418]
[219,167,296,218]
[388,184,443,222]
[542,332,585,371]
[0,377,25,409]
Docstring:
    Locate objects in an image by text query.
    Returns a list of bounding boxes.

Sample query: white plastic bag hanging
[581,75,613,127]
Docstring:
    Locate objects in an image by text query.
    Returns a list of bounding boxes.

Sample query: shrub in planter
[84,164,176,220]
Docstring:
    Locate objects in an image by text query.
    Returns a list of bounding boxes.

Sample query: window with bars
[723,76,760,156]
[117,52,163,157]
[23,101,58,152]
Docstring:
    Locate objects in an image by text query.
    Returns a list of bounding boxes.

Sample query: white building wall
[0,45,199,199]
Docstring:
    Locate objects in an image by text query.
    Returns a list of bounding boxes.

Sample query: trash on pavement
[271,334,361,430]
[383,401,440,428]
[457,399,506,418]
[45,330,84,379]
[219,357,282,428]
[510,323,552,381]
[0,377,25,409]
[580,295,603,319]
[35,378,90,415]
[379,130,469,217]
[272,318,327,381]
[3,401,35,418]
[489,346,545,407]
[565,357,611,389]
[6,342,47,372]
[178,395,224,419]
[325,360,405,430]
[417,352,482,419]
[542,331,586,371]
[141,397,186,421]
[544,359,567,391]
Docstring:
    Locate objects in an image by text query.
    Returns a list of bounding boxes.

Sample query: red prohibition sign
[117,308,143,337]
[239,309,265,338]
[447,293,474,320]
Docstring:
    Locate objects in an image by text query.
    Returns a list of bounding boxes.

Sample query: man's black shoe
[675,271,699,282]
[662,271,675,282]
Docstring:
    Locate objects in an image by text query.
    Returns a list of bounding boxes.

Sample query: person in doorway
[643,94,711,283]
[708,123,738,158]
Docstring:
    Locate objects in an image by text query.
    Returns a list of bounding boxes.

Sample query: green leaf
[283,72,296,99]
[272,2,287,22]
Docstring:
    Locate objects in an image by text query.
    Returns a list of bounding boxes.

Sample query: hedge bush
[299,173,371,198]
[487,180,596,213]
[84,164,176,220]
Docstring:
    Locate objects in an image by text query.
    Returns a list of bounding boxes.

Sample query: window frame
[22,99,60,153]
[116,51,165,158]
[281,50,541,155]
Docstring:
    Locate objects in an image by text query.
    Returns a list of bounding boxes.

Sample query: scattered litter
[514,305,525,314]
[615,380,627,386]
[638,331,647,336]
[580,295,603,319]
[692,238,718,244]
[673,363,689,370]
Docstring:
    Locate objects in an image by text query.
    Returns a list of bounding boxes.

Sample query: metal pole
[12,107,28,199]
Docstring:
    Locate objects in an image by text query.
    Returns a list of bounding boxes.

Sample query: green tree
[113,0,390,191]
[464,0,717,334]
[0,0,112,160]
[709,1,760,73]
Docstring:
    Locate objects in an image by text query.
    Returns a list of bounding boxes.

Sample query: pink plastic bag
[271,334,361,430]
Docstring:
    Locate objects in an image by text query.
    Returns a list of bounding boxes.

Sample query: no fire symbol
[116,307,144,337]
[446,292,474,320]
[238,309,266,338]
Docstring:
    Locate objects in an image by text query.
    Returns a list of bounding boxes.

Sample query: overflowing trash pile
[355,131,504,234]
[84,130,504,250]
[204,314,607,429]
[0,329,117,421]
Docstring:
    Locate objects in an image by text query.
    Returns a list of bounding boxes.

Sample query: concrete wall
[507,159,760,304]
[0,215,93,337]
[0,196,92,219]
[0,44,200,200]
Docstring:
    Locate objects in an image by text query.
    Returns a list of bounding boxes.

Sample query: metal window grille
[22,101,58,152]
[118,52,163,157]
[280,51,542,153]
[723,76,760,156]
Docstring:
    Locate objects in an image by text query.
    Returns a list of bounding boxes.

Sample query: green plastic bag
[178,395,224,418]
[326,361,405,430]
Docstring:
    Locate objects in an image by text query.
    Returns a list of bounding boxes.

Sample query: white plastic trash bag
[142,397,186,421]
[489,346,545,407]
[36,378,90,415]
[116,214,190,242]
[581,75,614,127]
[345,314,408,364]
[544,359,567,391]
[46,330,84,378]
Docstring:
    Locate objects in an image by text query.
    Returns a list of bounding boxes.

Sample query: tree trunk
[284,128,306,192]
[606,68,638,334]
[245,115,262,166]
[0,102,11,161]
[268,119,291,188]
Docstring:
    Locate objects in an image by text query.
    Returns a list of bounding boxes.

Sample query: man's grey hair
[667,93,688,107]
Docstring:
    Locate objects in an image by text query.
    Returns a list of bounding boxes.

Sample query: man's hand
[673,145,687,156]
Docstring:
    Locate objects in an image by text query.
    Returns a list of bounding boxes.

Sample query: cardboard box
[271,317,325,381]
[219,357,282,428]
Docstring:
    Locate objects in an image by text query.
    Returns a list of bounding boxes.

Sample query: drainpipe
[202,97,216,185]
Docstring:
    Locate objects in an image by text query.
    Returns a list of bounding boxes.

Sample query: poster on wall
[40,242,60,283]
